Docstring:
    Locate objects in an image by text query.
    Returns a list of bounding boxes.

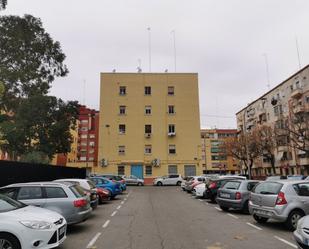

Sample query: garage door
[184,165,196,176]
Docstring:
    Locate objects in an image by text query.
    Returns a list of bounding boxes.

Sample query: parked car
[216,180,260,212]
[96,187,111,203]
[90,176,122,198]
[204,176,246,202]
[99,174,127,191]
[0,181,92,225]
[194,175,220,198]
[249,180,309,230]
[265,175,287,181]
[153,174,183,186]
[181,176,194,191]
[0,194,67,249]
[122,175,144,186]
[54,179,98,209]
[186,176,207,193]
[294,215,309,249]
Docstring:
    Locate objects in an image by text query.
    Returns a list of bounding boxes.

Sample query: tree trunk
[270,155,276,175]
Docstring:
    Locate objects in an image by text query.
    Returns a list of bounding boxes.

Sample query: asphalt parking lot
[59,186,297,249]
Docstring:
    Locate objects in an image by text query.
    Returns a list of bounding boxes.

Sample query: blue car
[100,174,127,192]
[90,176,122,198]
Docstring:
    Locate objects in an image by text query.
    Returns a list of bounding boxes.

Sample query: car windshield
[0,194,26,213]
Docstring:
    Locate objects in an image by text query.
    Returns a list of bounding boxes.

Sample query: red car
[96,187,111,203]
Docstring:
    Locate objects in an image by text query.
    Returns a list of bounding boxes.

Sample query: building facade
[236,65,309,176]
[97,73,202,181]
[201,129,239,174]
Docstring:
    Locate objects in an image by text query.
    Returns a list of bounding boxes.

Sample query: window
[168,86,174,95]
[89,141,95,147]
[80,127,88,131]
[145,145,152,154]
[168,165,178,174]
[118,165,125,175]
[118,146,125,155]
[274,105,283,116]
[168,124,175,133]
[81,120,88,124]
[80,142,87,146]
[79,157,86,161]
[145,86,151,95]
[81,134,87,139]
[145,124,152,134]
[89,134,95,139]
[168,105,175,114]
[88,157,94,161]
[145,106,152,115]
[17,187,43,200]
[253,182,283,194]
[119,124,126,134]
[119,86,126,95]
[45,187,67,198]
[169,145,176,154]
[145,165,152,175]
[223,181,241,190]
[119,106,126,115]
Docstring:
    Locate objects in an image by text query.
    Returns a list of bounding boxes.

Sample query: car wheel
[157,182,163,186]
[0,233,21,249]
[220,206,229,212]
[176,181,181,186]
[286,210,305,231]
[253,214,268,224]
[210,195,216,203]
[242,201,249,214]
[137,182,143,186]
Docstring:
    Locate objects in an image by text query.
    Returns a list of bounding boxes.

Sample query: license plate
[255,209,268,216]
[58,225,66,240]
[220,193,231,198]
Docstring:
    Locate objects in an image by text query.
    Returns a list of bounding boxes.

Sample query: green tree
[0,95,79,161]
[0,0,7,10]
[20,151,50,164]
[0,14,68,112]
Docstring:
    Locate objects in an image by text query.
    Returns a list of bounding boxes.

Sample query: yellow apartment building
[201,129,239,174]
[97,72,202,182]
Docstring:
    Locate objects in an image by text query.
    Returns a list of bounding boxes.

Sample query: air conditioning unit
[145,133,151,138]
[168,132,176,137]
[100,158,108,167]
[152,158,160,167]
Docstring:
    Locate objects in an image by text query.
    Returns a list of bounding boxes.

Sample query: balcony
[291,88,303,99]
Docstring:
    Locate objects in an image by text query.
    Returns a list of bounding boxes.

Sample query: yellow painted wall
[97,73,202,177]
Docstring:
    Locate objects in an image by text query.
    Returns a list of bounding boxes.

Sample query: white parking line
[205,202,209,206]
[121,201,125,204]
[198,199,203,202]
[124,198,127,201]
[214,207,222,212]
[111,211,117,217]
[102,220,110,228]
[246,222,263,231]
[227,213,239,219]
[86,232,101,248]
[274,236,297,248]
[117,205,121,210]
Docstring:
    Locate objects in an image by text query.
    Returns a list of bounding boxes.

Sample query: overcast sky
[3,0,309,128]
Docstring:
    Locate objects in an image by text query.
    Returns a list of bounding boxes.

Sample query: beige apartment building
[97,73,202,182]
[236,65,309,176]
[201,129,239,174]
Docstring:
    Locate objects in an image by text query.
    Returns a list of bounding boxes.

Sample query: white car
[153,174,183,186]
[294,215,309,248]
[194,183,206,197]
[0,194,67,249]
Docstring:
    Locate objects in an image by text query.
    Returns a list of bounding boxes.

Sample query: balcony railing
[291,88,303,99]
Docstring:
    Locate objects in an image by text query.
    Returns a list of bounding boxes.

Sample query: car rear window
[293,183,309,196]
[223,181,241,190]
[253,182,283,195]
[87,180,96,189]
[70,185,86,198]
[247,182,259,191]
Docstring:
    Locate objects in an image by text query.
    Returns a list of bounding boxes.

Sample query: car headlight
[20,221,53,230]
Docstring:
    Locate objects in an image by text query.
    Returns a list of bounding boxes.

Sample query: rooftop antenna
[112,69,116,73]
[171,30,177,72]
[263,53,271,90]
[295,36,302,70]
[165,69,168,73]
[138,58,142,69]
[137,67,142,73]
[147,27,152,72]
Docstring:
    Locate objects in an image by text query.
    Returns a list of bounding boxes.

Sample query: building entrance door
[184,165,196,176]
[131,165,144,179]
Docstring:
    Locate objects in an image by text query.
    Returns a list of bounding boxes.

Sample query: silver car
[249,180,309,230]
[122,175,144,186]
[0,182,92,225]
[216,180,260,213]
